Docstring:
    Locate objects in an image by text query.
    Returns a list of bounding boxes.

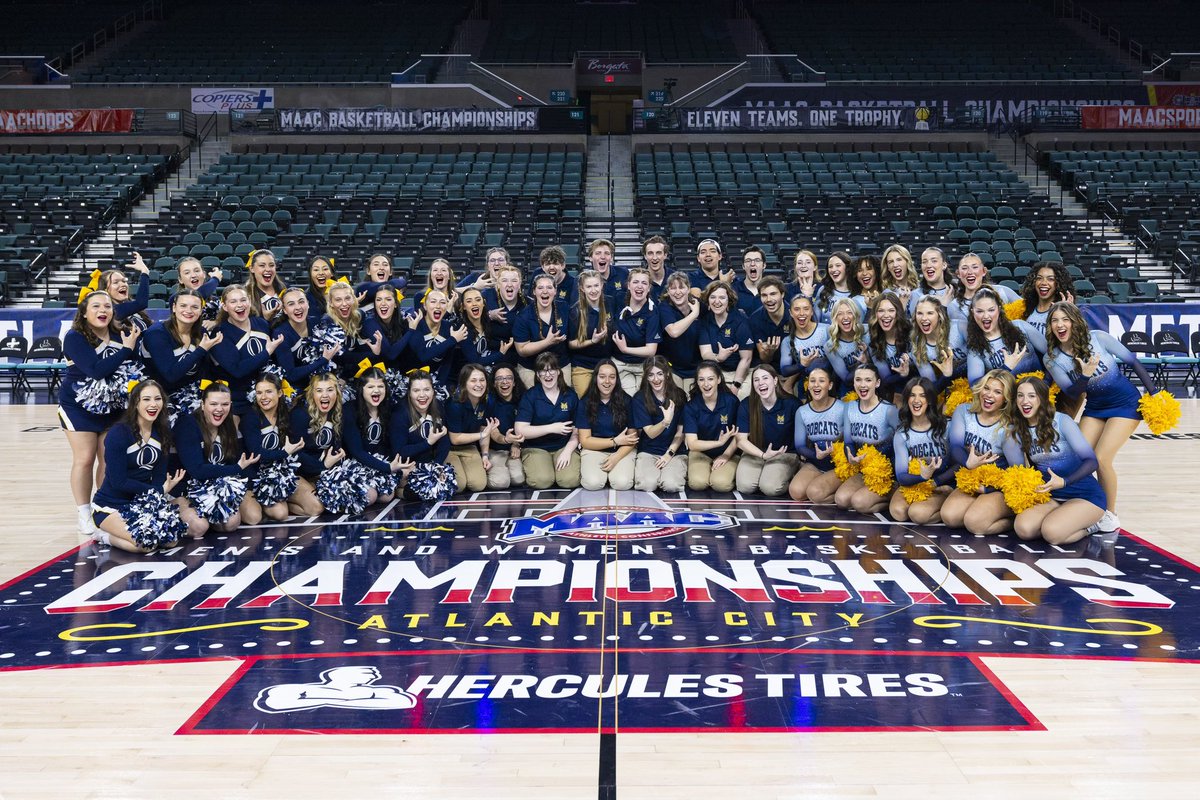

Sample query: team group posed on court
[59,235,1168,553]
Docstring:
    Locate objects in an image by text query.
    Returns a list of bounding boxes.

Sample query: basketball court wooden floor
[1,402,1198,800]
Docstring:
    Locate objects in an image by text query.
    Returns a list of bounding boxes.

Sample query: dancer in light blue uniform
[940,368,1018,536]
[965,287,1047,383]
[890,377,957,524]
[910,296,967,393]
[834,363,900,514]
[788,366,844,504]
[1003,376,1106,545]
[822,297,871,388]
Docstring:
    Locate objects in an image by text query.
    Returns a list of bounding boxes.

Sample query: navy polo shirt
[631,394,682,457]
[516,385,579,451]
[575,392,631,450]
[736,395,801,451]
[446,398,490,435]
[657,302,702,378]
[526,270,576,306]
[683,392,740,459]
[567,305,612,369]
[612,302,662,364]
[748,306,787,367]
[512,303,569,371]
[699,312,754,371]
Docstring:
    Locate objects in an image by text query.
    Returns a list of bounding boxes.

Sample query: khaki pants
[634,452,687,492]
[687,450,739,492]
[735,452,800,496]
[487,450,524,489]
[721,369,752,399]
[612,359,643,395]
[571,365,595,398]
[521,447,581,490]
[448,445,488,493]
[671,374,695,395]
[580,449,636,490]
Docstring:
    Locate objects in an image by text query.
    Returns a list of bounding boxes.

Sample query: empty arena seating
[478,1,736,63]
[1082,1,1200,61]
[0,1,138,70]
[750,0,1134,81]
[75,1,467,83]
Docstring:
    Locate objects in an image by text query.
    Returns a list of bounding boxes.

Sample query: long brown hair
[214,284,251,327]
[910,296,951,367]
[1043,301,1093,361]
[965,287,1026,356]
[1014,376,1057,456]
[636,355,687,419]
[243,249,286,317]
[746,365,788,449]
[195,381,239,462]
[71,291,121,346]
[121,379,171,449]
[165,289,207,346]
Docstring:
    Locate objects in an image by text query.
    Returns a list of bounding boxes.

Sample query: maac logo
[500,489,738,542]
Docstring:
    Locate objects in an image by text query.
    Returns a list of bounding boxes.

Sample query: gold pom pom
[1014,370,1058,404]
[1000,464,1053,514]
[1004,298,1026,321]
[1138,390,1182,435]
[831,441,859,481]
[859,445,894,496]
[940,377,972,416]
[843,389,858,402]
[900,457,935,504]
[955,463,1005,495]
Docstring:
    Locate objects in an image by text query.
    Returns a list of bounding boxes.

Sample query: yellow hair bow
[244,250,258,270]
[355,359,385,378]
[126,379,140,394]
[406,366,430,378]
[199,379,230,391]
[328,258,335,267]
[77,269,102,304]
[395,289,405,303]
[324,276,352,293]
[281,379,296,399]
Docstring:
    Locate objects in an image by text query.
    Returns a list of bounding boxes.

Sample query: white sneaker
[77,507,95,536]
[1099,510,1121,533]
[1085,520,1102,536]
[90,530,110,546]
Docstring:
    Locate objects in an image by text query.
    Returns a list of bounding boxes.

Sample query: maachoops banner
[0,109,135,134]
[712,84,1147,126]
[2,488,1198,735]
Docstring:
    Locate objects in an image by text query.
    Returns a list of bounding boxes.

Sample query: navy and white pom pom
[167,381,202,428]
[404,462,458,501]
[187,475,248,524]
[383,369,407,404]
[76,361,144,415]
[124,489,188,549]
[309,320,347,353]
[250,456,300,507]
[316,460,371,516]
[344,459,398,498]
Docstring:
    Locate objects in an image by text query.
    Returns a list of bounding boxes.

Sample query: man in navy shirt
[642,235,670,296]
[526,244,576,306]
[748,276,787,370]
[734,245,767,314]
[688,238,735,298]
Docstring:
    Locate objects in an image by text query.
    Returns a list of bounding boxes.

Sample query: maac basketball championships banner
[276,108,541,133]
[713,84,1146,126]
[0,109,135,134]
[2,489,1197,735]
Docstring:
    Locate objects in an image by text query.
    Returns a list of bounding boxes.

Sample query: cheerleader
[489,364,526,488]
[787,365,843,503]
[852,254,882,309]
[867,292,915,401]
[698,280,753,398]
[305,255,334,319]
[779,294,829,395]
[342,366,407,511]
[244,249,286,322]
[684,360,741,492]
[356,252,408,307]
[512,273,569,389]
[99,252,152,332]
[949,253,1019,326]
[940,369,1018,535]
[457,287,512,371]
[60,290,142,534]
[658,271,702,392]
[290,372,348,516]
[275,286,340,395]
[1020,261,1076,336]
[174,256,222,320]
[140,288,219,425]
[881,244,919,310]
[815,251,855,321]
[910,296,966,392]
[577,359,638,490]
[1002,376,1106,545]
[240,373,310,522]
[315,279,373,383]
[822,297,870,387]
[174,381,259,533]
[785,249,820,303]
[419,258,459,311]
[514,352,581,489]
[446,363,503,493]
[910,246,956,310]
[362,284,412,389]
[965,287,1047,383]
[611,267,661,393]
[407,288,468,397]
[208,285,283,415]
[834,363,900,514]
[567,269,613,397]
[390,370,456,501]
[1042,301,1158,531]
[735,365,801,496]
[631,356,688,492]
[91,380,189,552]
[889,377,956,524]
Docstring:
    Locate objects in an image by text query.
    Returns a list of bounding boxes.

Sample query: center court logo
[500,489,738,543]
